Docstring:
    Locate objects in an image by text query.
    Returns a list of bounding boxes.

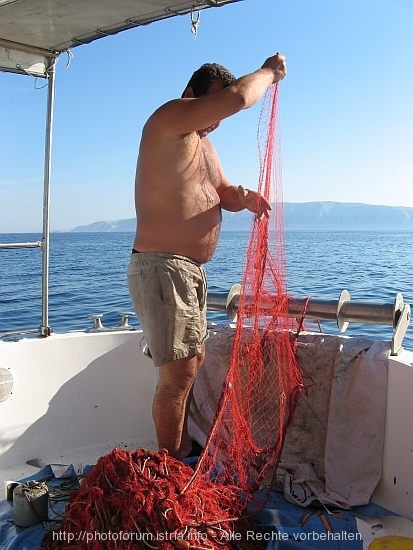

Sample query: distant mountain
[71,202,413,232]
[72,218,136,232]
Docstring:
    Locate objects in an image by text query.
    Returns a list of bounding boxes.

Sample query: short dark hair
[182,63,236,97]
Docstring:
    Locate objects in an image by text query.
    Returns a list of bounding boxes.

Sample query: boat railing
[0,56,56,339]
[0,279,410,355]
[206,284,411,356]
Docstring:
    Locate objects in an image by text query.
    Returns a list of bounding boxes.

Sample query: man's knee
[158,354,201,394]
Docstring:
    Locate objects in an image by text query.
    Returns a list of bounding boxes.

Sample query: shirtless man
[128,52,287,459]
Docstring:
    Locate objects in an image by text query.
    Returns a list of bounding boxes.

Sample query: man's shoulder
[151,97,187,119]
[143,98,191,136]
[142,111,199,149]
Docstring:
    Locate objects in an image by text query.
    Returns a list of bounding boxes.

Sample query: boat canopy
[0,0,242,77]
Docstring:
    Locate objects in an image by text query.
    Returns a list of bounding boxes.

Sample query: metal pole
[0,241,42,249]
[40,57,57,337]
[206,287,410,355]
[206,287,405,328]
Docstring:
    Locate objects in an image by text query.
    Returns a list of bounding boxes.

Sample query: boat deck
[2,453,413,549]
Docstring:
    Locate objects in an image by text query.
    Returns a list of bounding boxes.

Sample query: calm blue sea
[1,231,412,350]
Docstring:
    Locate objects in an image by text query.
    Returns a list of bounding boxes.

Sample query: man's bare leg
[153,345,205,458]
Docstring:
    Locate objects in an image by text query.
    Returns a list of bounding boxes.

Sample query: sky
[1,0,413,232]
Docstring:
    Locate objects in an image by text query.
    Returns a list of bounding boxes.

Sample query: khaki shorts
[127,252,208,367]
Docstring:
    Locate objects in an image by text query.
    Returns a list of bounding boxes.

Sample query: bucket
[13,481,49,527]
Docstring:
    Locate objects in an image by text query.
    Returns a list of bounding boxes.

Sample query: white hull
[1,328,413,522]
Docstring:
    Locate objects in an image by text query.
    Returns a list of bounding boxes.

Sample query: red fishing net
[190,83,304,502]
[41,448,250,550]
[41,84,304,549]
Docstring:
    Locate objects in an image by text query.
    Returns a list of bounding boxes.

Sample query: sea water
[1,230,412,350]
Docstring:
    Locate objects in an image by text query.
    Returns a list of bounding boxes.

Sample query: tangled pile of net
[41,83,304,549]
[41,448,253,550]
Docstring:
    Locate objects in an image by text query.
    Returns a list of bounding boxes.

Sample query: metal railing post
[40,57,57,336]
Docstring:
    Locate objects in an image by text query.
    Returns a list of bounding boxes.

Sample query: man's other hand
[238,185,272,220]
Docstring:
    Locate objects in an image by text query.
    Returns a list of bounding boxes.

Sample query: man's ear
[183,87,195,98]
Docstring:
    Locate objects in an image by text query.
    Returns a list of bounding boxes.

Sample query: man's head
[182,63,235,98]
[182,63,236,138]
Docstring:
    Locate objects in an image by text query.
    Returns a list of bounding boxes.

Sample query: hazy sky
[1,0,412,232]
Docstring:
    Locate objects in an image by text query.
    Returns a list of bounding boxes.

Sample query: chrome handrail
[0,242,42,249]
[207,284,411,356]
